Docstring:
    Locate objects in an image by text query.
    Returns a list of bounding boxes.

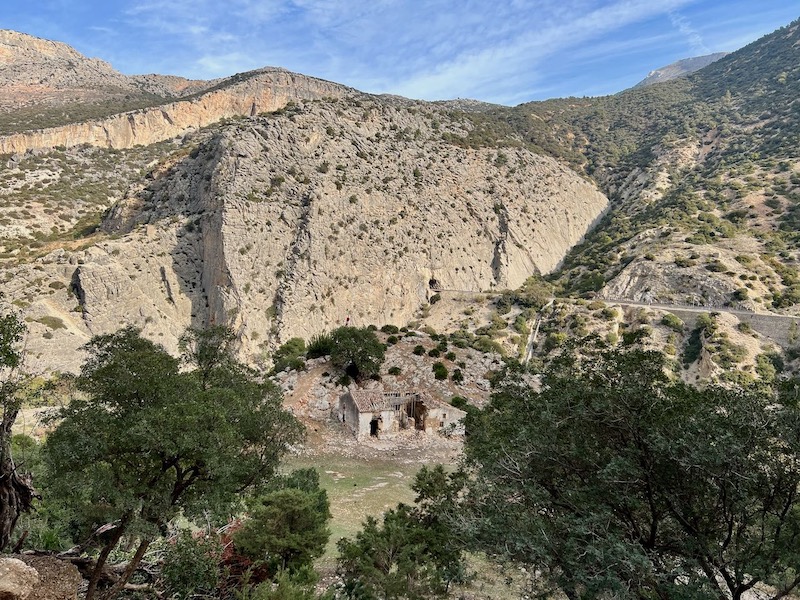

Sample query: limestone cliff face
[0,69,352,154]
[1,97,608,371]
[0,29,130,90]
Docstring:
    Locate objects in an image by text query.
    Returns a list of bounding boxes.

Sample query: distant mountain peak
[633,52,729,88]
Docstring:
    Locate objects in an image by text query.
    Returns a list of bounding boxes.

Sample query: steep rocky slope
[447,20,800,315]
[0,29,138,107]
[633,52,728,88]
[0,97,607,372]
[0,68,352,153]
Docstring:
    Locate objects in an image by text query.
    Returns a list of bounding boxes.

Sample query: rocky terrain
[1,20,799,384]
[0,94,607,372]
[633,52,728,88]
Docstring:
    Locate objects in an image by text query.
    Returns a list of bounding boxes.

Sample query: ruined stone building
[338,390,466,440]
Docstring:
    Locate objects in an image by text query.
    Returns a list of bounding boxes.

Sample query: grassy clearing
[283,454,419,565]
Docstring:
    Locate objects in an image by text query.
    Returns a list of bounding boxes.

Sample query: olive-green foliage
[543,331,567,353]
[450,396,468,409]
[8,433,71,551]
[464,343,800,600]
[271,338,306,374]
[306,333,334,359]
[42,326,304,600]
[337,466,468,600]
[238,570,320,600]
[432,362,448,380]
[234,485,331,574]
[471,336,504,355]
[0,311,31,551]
[161,530,221,600]
[660,313,684,332]
[329,327,385,381]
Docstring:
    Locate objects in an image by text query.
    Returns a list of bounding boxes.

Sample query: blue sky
[3,1,798,105]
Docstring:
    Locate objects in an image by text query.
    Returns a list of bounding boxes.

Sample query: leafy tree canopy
[337,466,468,600]
[464,344,800,600]
[43,325,305,600]
[329,326,385,381]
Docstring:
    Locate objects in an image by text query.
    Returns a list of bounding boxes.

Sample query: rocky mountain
[1,19,799,381]
[446,19,800,311]
[0,94,606,372]
[633,52,729,87]
[0,30,215,108]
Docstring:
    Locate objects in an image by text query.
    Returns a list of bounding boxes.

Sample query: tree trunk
[86,513,133,600]
[99,538,151,600]
[0,408,38,551]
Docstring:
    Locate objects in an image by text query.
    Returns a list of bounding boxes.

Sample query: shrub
[451,369,464,383]
[306,333,333,358]
[233,487,331,575]
[388,366,402,376]
[35,316,66,330]
[661,313,684,332]
[428,348,441,358]
[413,345,425,355]
[329,326,385,381]
[445,351,457,361]
[270,337,306,374]
[429,293,441,305]
[432,362,448,380]
[450,396,468,409]
[472,336,504,355]
[162,530,221,600]
[386,335,399,345]
[380,324,400,334]
[543,332,567,353]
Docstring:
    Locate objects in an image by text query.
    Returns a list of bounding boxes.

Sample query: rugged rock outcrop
[0,68,352,154]
[2,96,608,372]
[16,556,81,600]
[0,557,38,600]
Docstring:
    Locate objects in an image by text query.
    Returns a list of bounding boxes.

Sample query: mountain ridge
[633,52,729,88]
[1,20,799,381]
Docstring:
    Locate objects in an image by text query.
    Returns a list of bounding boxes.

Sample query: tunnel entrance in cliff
[429,278,442,291]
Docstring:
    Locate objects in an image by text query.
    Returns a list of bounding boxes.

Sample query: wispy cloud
[5,0,797,103]
[668,10,710,54]
[386,0,698,102]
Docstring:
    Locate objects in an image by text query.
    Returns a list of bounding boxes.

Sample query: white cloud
[386,0,698,102]
[668,10,710,54]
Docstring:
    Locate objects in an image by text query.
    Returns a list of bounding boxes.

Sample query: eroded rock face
[0,557,39,600]
[2,96,607,371]
[0,69,352,154]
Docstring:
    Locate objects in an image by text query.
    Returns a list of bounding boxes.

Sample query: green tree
[43,326,304,600]
[0,311,36,551]
[271,338,307,374]
[329,327,385,381]
[161,530,222,600]
[337,466,467,600]
[464,344,800,600]
[234,487,331,574]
